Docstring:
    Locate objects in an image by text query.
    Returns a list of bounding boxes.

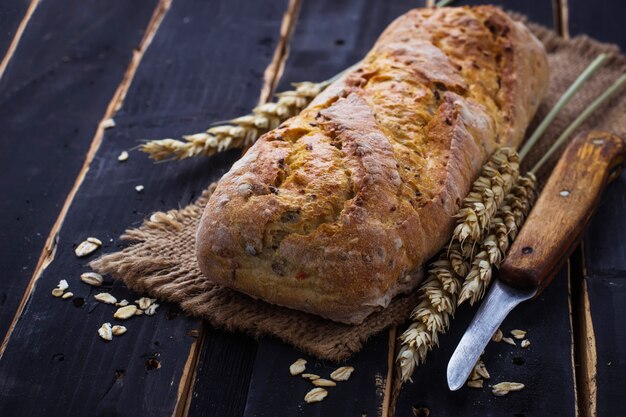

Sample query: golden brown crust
[196,6,549,324]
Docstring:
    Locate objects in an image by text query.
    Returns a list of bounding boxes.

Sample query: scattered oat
[98,323,113,341]
[511,329,527,340]
[304,387,328,403]
[492,382,524,396]
[58,280,69,291]
[491,329,503,342]
[144,303,159,316]
[467,379,484,389]
[80,272,103,286]
[52,288,64,297]
[114,305,138,320]
[62,292,74,299]
[135,185,144,193]
[330,366,354,381]
[111,325,127,336]
[312,378,336,387]
[101,118,116,129]
[289,358,307,376]
[117,150,129,162]
[136,297,156,310]
[301,374,320,380]
[521,339,531,348]
[501,337,516,346]
[135,308,144,316]
[470,360,490,380]
[116,299,129,307]
[75,238,101,257]
[95,293,118,305]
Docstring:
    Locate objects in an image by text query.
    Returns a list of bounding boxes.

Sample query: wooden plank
[0,0,161,340]
[244,333,395,417]
[581,172,626,417]
[571,2,626,416]
[391,1,577,416]
[569,0,626,52]
[395,266,576,416]
[0,0,288,415]
[0,0,33,75]
[218,0,424,415]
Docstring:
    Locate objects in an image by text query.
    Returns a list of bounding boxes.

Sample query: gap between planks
[573,242,598,417]
[0,0,173,358]
[173,327,207,417]
[552,0,571,39]
[0,0,40,81]
[172,1,303,414]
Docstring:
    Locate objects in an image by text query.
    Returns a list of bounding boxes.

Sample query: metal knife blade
[446,280,535,391]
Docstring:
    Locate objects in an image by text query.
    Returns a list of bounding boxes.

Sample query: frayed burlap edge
[92,19,626,362]
[91,184,421,361]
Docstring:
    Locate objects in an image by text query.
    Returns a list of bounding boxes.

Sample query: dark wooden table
[0,1,624,416]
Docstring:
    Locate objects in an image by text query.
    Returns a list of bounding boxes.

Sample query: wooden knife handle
[499,131,626,294]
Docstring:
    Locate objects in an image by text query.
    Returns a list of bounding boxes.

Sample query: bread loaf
[196,6,549,324]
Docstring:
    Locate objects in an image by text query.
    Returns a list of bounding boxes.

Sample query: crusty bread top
[196,6,549,324]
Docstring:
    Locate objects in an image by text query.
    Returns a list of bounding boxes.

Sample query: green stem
[519,53,608,160]
[436,0,456,7]
[531,73,626,174]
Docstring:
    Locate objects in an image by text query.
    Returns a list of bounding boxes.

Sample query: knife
[447,130,626,391]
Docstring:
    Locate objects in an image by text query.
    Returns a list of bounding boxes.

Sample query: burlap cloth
[91,19,626,361]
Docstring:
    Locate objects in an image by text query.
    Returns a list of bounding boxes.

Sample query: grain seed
[467,379,484,389]
[75,238,101,257]
[95,293,118,305]
[98,323,113,341]
[117,150,129,162]
[312,378,336,387]
[62,292,74,299]
[521,339,531,348]
[80,272,103,286]
[304,387,328,403]
[492,382,524,396]
[116,299,129,307]
[111,325,127,336]
[144,303,159,316]
[101,118,116,129]
[511,329,527,340]
[52,288,64,297]
[136,297,156,310]
[330,366,354,381]
[501,337,516,346]
[114,305,138,320]
[289,358,307,376]
[134,308,144,315]
[58,279,69,291]
[470,360,490,380]
[135,185,144,193]
[301,374,320,380]
[491,329,503,342]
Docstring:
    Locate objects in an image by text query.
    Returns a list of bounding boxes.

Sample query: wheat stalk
[452,147,519,244]
[140,81,330,161]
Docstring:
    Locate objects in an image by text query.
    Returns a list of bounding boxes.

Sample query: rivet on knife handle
[500,131,626,294]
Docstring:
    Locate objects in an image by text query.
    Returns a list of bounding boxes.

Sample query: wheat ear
[457,173,537,305]
[397,147,520,382]
[140,81,330,161]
